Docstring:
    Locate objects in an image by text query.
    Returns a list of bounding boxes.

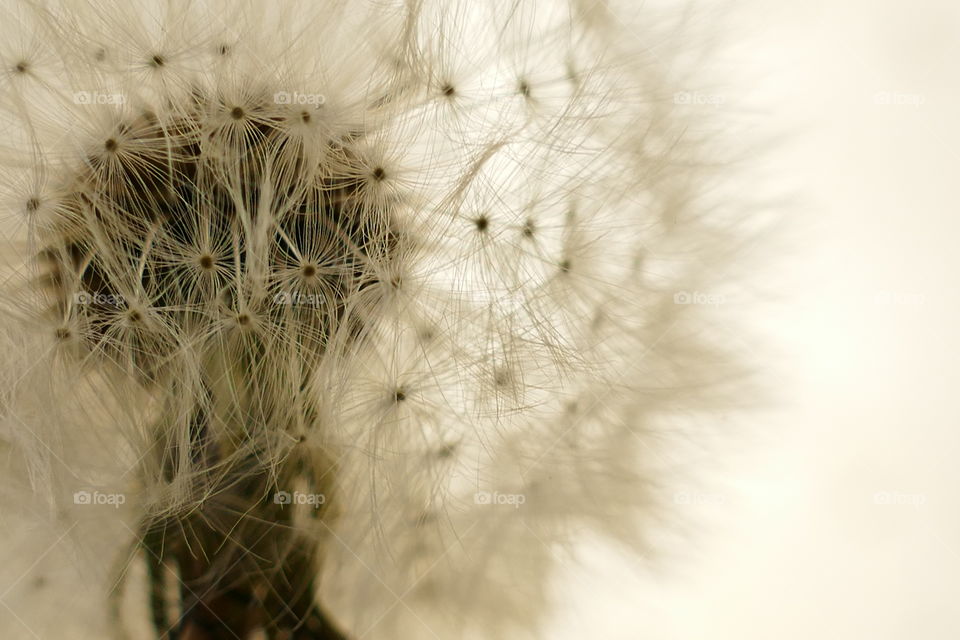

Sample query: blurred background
[551,0,960,637]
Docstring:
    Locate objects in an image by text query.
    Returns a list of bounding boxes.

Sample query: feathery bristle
[0,1,746,638]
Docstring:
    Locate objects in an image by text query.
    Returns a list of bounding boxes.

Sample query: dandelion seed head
[0,0,749,637]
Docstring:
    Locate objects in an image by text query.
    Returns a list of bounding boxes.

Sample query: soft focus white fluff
[0,0,745,638]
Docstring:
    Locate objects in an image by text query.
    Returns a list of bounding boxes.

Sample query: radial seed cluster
[0,1,739,638]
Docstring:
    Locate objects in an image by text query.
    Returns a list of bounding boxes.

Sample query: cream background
[552,1,960,637]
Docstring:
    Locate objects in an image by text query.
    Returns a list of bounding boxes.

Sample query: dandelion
[0,0,745,638]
